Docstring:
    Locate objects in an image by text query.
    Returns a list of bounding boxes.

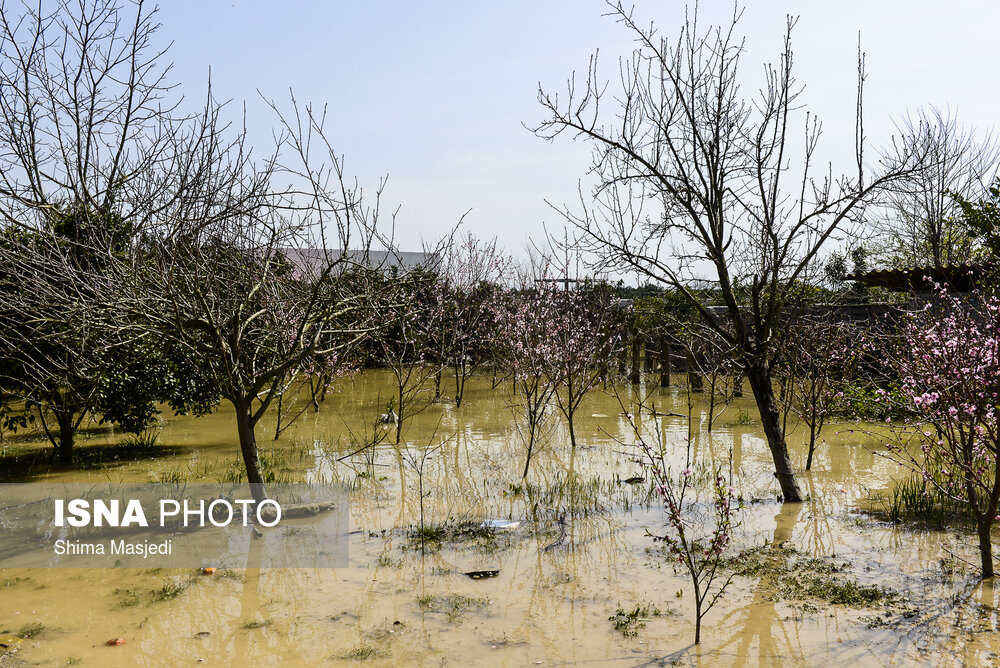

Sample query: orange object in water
[201,567,216,575]
[106,638,124,646]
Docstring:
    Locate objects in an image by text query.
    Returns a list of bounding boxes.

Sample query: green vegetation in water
[836,382,909,422]
[0,437,179,482]
[376,553,401,567]
[217,441,315,485]
[487,632,516,647]
[609,603,667,636]
[938,556,969,578]
[155,464,191,484]
[339,645,379,660]
[114,587,142,608]
[150,579,189,602]
[863,472,976,528]
[17,623,44,639]
[121,428,160,449]
[216,568,245,582]
[417,593,490,622]
[778,573,897,606]
[726,409,756,427]
[363,619,406,642]
[405,518,506,553]
[731,545,902,610]
[517,472,654,518]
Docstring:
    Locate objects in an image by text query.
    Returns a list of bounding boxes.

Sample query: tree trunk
[707,374,717,433]
[56,410,75,465]
[310,373,322,412]
[630,332,641,385]
[522,384,542,478]
[454,362,465,408]
[273,391,284,441]
[395,385,404,444]
[234,400,267,503]
[805,423,817,471]
[659,335,671,388]
[979,519,995,578]
[686,351,703,392]
[523,417,537,479]
[693,578,703,644]
[745,362,803,502]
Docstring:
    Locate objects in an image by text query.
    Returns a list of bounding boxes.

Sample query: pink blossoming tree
[547,285,620,448]
[620,401,742,645]
[867,282,1000,577]
[495,284,561,478]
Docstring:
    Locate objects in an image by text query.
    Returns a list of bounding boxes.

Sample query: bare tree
[272,350,342,440]
[0,0,205,235]
[116,96,397,500]
[687,326,740,434]
[533,3,925,501]
[779,316,859,470]
[872,107,1000,267]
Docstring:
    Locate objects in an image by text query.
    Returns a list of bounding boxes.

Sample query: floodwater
[1,371,999,666]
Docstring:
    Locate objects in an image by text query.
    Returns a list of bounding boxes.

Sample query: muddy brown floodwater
[2,371,999,666]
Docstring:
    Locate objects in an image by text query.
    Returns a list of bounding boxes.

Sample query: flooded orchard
[1,371,999,667]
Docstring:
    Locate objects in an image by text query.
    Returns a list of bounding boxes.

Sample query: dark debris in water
[464,570,500,580]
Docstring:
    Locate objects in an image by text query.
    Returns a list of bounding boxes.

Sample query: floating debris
[591,413,609,418]
[623,476,644,485]
[200,567,216,575]
[193,631,211,639]
[464,570,500,580]
[106,637,125,646]
[0,636,22,654]
[481,519,520,531]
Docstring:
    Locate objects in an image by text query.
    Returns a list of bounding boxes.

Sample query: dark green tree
[953,178,1000,258]
[0,210,217,463]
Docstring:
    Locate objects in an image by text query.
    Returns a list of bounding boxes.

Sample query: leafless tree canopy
[872,107,1000,267]
[0,0,206,232]
[533,2,929,501]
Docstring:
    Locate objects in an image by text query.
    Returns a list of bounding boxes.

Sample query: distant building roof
[847,263,989,292]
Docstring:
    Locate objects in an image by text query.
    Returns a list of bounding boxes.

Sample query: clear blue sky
[155,1,1000,260]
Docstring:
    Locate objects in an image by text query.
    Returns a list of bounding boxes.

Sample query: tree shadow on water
[0,439,188,482]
